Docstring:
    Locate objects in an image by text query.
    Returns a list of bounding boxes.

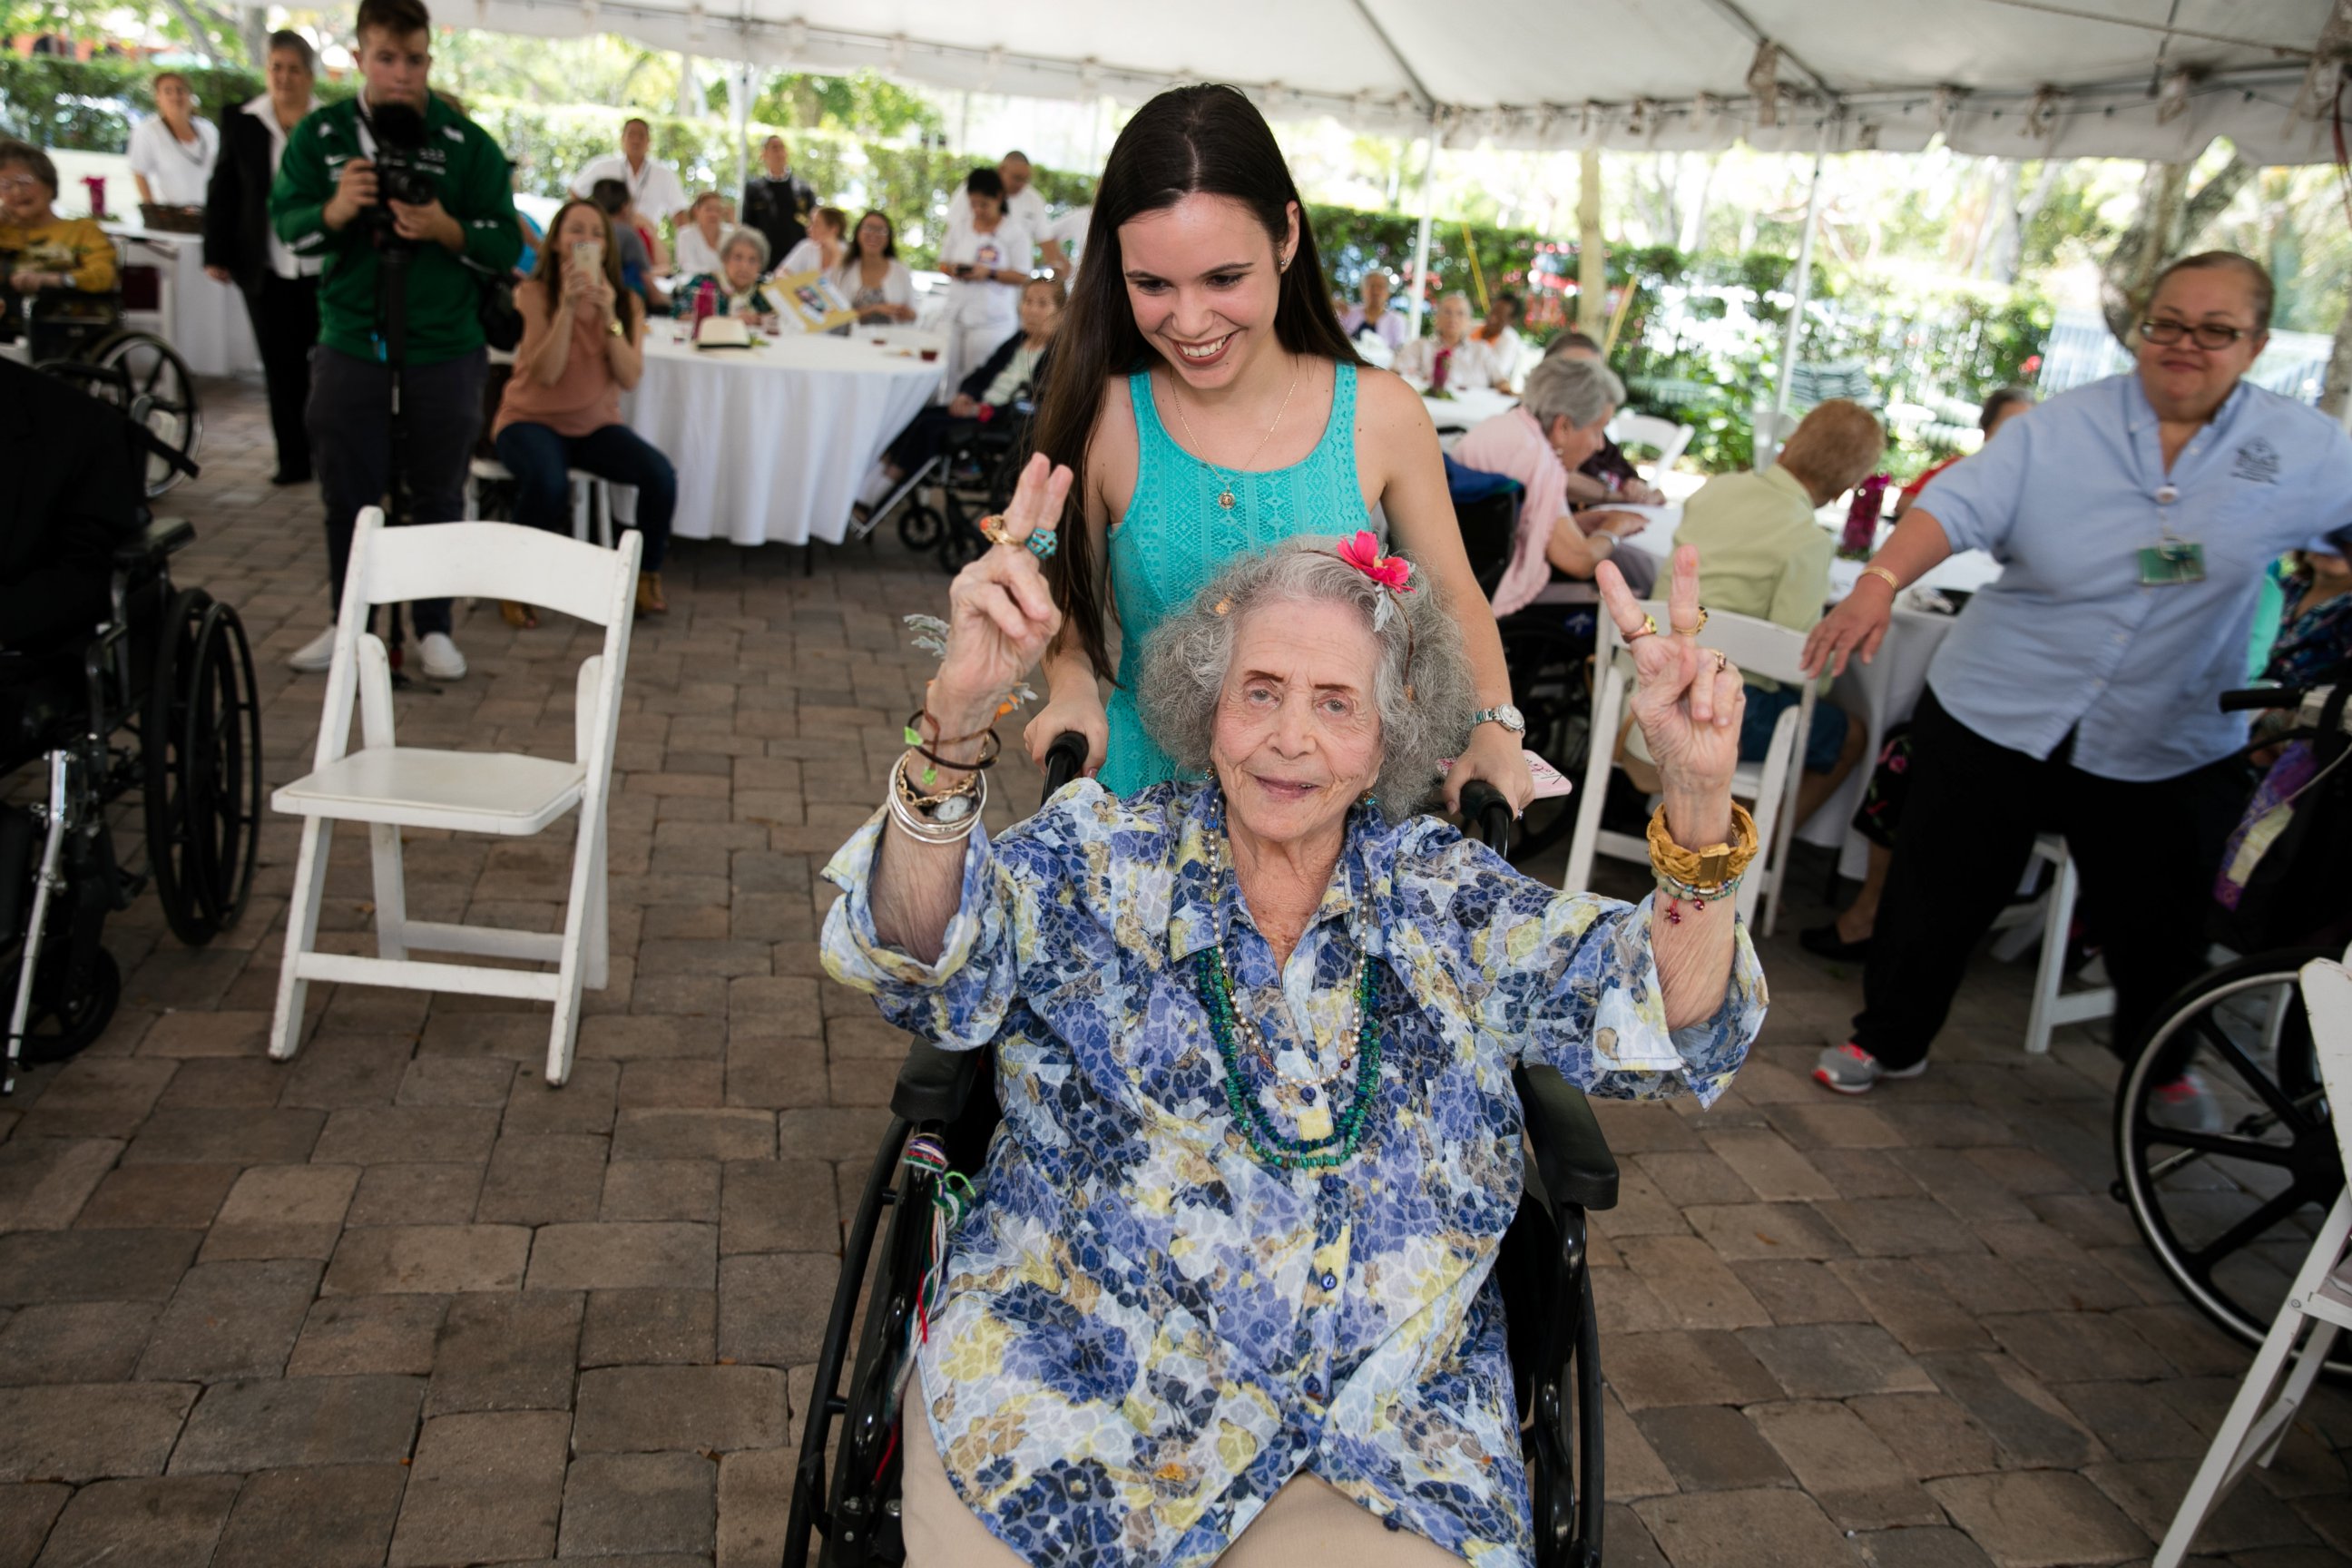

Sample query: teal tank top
[1099,360,1375,796]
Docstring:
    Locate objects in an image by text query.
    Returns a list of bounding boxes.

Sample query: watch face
[1497,704,1526,731]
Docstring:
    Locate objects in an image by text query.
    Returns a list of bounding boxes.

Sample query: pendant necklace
[1168,358,1302,511]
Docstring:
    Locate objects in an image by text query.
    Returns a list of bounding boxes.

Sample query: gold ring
[1714,651,1730,673]
[978,514,1016,548]
[1673,606,1710,636]
[1625,614,1659,642]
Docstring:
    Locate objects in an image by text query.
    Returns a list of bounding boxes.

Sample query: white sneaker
[417,632,467,681]
[287,625,338,673]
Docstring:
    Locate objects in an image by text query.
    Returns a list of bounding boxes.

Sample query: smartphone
[571,240,604,272]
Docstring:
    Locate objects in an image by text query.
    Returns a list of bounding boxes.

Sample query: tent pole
[1406,124,1436,340]
[732,62,750,202]
[1764,123,1828,470]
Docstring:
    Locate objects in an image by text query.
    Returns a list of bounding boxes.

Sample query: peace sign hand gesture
[1596,544,1742,807]
[928,454,1072,737]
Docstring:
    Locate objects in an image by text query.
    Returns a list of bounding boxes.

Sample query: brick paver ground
[0,374,2345,1567]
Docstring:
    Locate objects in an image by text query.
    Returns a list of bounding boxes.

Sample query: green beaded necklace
[1193,945,1385,1171]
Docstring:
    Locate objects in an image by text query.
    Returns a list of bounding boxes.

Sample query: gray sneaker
[1813,1043,1927,1095]
[2149,1070,2223,1135]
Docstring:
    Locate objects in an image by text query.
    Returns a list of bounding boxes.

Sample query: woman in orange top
[491,198,678,620]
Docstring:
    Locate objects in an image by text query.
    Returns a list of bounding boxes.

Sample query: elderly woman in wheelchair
[818,452,1765,1566]
[0,140,117,353]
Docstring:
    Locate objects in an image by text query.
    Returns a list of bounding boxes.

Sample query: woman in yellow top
[2,140,116,299]
[1664,398,1882,823]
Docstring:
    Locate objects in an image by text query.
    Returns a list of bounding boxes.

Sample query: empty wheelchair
[5,239,203,499]
[2,367,259,1083]
[784,737,1624,1567]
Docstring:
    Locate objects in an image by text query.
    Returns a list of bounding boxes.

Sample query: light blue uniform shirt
[1916,372,2352,782]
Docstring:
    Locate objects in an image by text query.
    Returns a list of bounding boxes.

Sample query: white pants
[898,1387,1468,1566]
[944,318,1012,404]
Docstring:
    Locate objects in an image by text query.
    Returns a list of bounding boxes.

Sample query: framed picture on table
[774,270,856,334]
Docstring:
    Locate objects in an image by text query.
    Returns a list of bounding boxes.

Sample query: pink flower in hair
[1337,530,1414,593]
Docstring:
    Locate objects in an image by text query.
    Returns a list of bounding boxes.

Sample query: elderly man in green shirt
[1665,399,1881,823]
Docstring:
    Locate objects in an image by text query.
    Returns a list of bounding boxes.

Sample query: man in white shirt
[568,116,690,230]
[944,150,1049,245]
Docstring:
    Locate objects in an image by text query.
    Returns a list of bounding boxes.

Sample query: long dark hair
[1031,83,1362,682]
[849,208,897,260]
[534,199,640,336]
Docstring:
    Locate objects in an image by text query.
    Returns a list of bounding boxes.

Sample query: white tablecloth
[624,327,946,547]
[1798,550,2007,878]
[1421,387,1517,435]
[108,226,260,379]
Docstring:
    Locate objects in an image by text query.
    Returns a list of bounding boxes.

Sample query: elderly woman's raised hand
[1596,545,1741,804]
[933,454,1072,729]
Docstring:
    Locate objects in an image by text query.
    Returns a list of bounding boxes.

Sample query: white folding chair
[465,456,615,548]
[2152,956,2352,1566]
[1987,835,2114,1054]
[1563,601,1809,932]
[1606,412,1693,483]
[268,508,642,1086]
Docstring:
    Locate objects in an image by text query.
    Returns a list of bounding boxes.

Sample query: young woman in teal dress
[1023,84,1535,811]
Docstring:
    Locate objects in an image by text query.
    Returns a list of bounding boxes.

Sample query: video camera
[360,100,435,245]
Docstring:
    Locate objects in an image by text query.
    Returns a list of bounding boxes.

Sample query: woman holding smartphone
[936,166,1035,392]
[492,199,680,620]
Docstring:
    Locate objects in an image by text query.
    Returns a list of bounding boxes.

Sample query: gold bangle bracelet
[1646,803,1759,889]
[1860,564,1902,595]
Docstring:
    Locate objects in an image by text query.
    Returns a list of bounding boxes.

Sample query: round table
[105,226,260,378]
[624,326,946,547]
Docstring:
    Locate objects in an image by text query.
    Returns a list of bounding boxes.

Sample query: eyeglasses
[2140,318,2254,351]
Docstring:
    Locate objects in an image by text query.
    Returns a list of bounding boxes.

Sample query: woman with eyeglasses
[1799,251,2352,1113]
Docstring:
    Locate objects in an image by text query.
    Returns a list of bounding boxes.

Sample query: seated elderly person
[0,141,118,348]
[671,191,730,278]
[1339,268,1406,352]
[853,276,1061,523]
[820,453,1763,1566]
[1392,290,1502,395]
[1455,353,1660,615]
[1544,331,1667,505]
[1660,398,1881,822]
[672,229,782,327]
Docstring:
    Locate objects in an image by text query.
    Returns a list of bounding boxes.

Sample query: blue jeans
[1739,683,1848,774]
[493,421,677,571]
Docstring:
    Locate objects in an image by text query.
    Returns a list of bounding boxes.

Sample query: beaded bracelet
[1656,867,1741,926]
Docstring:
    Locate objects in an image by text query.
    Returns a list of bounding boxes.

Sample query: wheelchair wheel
[898,504,946,554]
[84,331,203,498]
[936,526,986,575]
[1497,613,1595,864]
[10,947,121,1066]
[144,592,262,946]
[2113,949,2347,1377]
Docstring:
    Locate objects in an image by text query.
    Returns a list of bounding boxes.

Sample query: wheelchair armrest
[890,1040,985,1124]
[1514,1064,1619,1213]
[112,518,193,572]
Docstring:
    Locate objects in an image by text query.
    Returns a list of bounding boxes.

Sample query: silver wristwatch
[1471,704,1526,734]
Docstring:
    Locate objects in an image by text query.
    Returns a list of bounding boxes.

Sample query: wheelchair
[2113,678,2350,1377]
[1448,459,1602,865]
[784,736,1624,1567]
[861,407,1033,575]
[1,375,260,1085]
[3,238,203,499]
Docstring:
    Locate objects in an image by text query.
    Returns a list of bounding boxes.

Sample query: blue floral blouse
[821,780,1766,1567]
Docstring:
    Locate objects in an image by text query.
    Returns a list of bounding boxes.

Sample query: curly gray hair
[720,226,770,270]
[1521,353,1624,431]
[1135,542,1475,824]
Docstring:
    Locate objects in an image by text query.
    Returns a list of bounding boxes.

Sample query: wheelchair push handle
[2220,684,2300,712]
[1042,730,1091,796]
[1459,780,1514,857]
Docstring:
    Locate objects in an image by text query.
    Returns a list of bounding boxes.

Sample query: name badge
[2138,540,2206,586]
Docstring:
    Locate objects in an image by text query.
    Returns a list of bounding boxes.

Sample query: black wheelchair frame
[1453,474,1602,865]
[858,412,1031,576]
[1,396,259,1084]
[6,239,204,501]
[783,736,1622,1567]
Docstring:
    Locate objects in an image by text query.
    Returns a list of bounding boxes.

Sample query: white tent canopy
[473,0,2352,165]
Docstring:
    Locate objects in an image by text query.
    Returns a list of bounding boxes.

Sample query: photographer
[270,0,520,680]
